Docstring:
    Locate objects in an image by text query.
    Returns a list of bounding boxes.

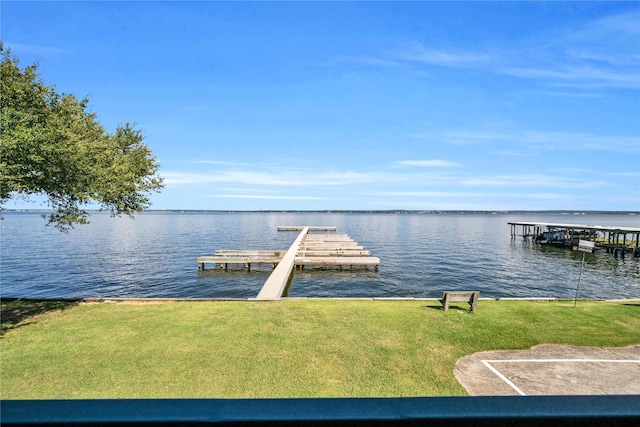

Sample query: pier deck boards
[197,255,283,270]
[214,250,286,256]
[198,256,283,264]
[303,235,352,241]
[298,250,371,257]
[300,241,361,246]
[296,233,378,269]
[277,226,336,231]
[301,238,359,242]
[300,245,365,250]
[295,256,380,268]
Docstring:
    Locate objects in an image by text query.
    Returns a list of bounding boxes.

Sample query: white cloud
[207,194,331,200]
[458,174,609,189]
[551,168,598,176]
[542,91,606,98]
[395,160,460,167]
[502,65,640,89]
[372,191,565,200]
[163,169,390,187]
[493,150,537,157]
[331,55,411,70]
[6,42,71,56]
[193,160,252,167]
[568,10,640,46]
[494,11,640,90]
[362,10,640,90]
[396,43,491,68]
[609,171,640,178]
[414,129,640,153]
[373,191,477,198]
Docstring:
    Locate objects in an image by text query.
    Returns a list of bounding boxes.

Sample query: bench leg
[469,292,479,312]
[441,294,450,311]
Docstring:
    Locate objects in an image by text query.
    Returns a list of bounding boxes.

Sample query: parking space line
[483,359,640,363]
[481,360,527,395]
[480,359,640,396]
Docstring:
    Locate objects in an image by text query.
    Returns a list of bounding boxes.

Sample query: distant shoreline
[2,209,639,215]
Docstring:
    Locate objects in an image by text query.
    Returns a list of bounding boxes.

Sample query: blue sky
[3,1,639,211]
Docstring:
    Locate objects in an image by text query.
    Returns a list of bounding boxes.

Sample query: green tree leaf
[1,43,163,230]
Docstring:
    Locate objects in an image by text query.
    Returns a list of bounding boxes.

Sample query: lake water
[1,212,639,300]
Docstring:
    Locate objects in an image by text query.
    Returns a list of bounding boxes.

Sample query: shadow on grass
[1,298,80,336]
[424,304,473,313]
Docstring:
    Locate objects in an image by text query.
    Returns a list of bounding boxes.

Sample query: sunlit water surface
[1,212,639,299]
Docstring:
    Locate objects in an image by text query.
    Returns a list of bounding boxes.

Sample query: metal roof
[508,222,640,233]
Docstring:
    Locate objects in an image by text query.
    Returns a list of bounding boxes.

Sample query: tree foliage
[0,44,163,230]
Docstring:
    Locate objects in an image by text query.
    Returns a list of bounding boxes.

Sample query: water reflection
[1,212,638,299]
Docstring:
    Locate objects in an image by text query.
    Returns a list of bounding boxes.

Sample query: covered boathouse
[508,221,640,258]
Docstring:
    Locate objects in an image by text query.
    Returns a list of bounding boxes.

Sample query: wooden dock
[197,250,286,270]
[295,233,379,270]
[508,221,640,258]
[198,226,379,300]
[277,226,336,231]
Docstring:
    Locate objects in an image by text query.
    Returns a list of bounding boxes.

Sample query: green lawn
[1,299,638,399]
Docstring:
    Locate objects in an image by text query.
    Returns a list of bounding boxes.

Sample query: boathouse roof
[508,222,640,233]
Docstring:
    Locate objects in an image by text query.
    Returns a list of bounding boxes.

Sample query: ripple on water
[1,212,638,299]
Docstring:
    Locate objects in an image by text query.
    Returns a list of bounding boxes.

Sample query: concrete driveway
[455,344,640,396]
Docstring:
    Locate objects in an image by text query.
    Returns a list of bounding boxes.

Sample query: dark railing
[2,395,640,426]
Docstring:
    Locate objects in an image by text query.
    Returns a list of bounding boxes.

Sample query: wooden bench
[440,291,479,313]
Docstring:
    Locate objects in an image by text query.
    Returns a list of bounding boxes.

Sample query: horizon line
[3,209,639,215]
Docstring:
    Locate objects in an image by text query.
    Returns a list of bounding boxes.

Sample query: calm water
[1,212,639,299]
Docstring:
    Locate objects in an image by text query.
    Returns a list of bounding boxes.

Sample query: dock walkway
[256,227,310,300]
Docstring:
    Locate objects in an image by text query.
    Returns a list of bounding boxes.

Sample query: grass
[1,299,638,399]
[1,298,79,335]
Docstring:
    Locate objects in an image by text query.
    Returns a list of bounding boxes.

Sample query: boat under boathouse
[508,221,640,258]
